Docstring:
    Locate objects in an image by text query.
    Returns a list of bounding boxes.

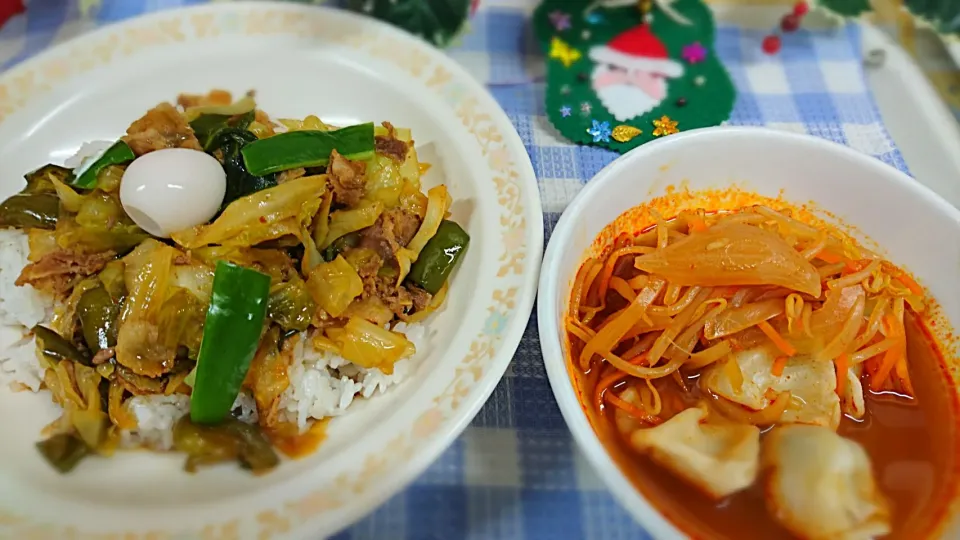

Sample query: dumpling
[630,407,760,500]
[701,343,841,429]
[761,424,890,540]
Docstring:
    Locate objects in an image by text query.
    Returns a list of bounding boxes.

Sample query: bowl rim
[536,125,960,539]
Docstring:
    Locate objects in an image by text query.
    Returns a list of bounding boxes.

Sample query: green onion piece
[241,123,375,176]
[406,220,470,294]
[190,261,271,424]
[70,140,135,189]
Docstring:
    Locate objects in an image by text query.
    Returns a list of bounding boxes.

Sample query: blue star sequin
[560,105,572,117]
[586,120,612,143]
[585,11,604,25]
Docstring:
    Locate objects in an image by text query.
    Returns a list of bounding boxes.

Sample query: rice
[0,230,54,392]
[0,229,430,448]
[279,322,428,431]
[63,140,114,169]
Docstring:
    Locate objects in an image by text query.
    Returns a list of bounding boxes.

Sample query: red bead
[793,1,809,16]
[781,13,801,32]
[762,35,782,55]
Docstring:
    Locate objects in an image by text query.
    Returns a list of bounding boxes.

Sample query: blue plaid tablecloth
[0,1,908,538]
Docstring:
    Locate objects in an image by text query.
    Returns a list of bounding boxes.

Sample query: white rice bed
[0,229,423,450]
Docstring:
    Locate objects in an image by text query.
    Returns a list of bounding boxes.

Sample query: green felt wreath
[533,0,735,152]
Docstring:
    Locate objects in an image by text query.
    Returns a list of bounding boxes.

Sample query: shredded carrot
[835,353,849,396]
[687,216,708,232]
[605,391,663,425]
[814,250,843,264]
[716,286,740,298]
[894,354,915,395]
[758,320,797,356]
[871,315,903,391]
[842,259,868,275]
[771,355,788,377]
[896,273,923,296]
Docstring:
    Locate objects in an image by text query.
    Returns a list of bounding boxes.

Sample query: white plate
[538,127,960,539]
[0,3,542,538]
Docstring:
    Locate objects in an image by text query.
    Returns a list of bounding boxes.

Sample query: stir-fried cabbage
[114,240,179,377]
[307,256,364,318]
[396,185,452,284]
[324,318,415,374]
[323,201,384,250]
[267,277,315,332]
[171,175,327,248]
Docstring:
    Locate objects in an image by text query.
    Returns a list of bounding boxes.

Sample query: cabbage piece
[325,318,415,374]
[801,285,866,361]
[190,246,294,284]
[761,425,890,539]
[172,264,215,302]
[633,223,822,297]
[154,288,207,359]
[183,95,256,122]
[365,155,404,208]
[242,326,291,427]
[306,255,364,318]
[702,344,841,429]
[267,277,316,332]
[171,175,326,249]
[630,407,761,500]
[114,240,179,377]
[343,296,395,326]
[323,201,384,250]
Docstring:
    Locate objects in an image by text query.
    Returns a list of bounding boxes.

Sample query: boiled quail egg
[119,149,226,238]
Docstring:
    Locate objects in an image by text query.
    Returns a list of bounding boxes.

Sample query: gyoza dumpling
[630,407,760,500]
[701,343,841,429]
[761,424,890,540]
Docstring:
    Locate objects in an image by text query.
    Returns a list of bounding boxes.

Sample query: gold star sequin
[612,125,642,142]
[652,115,679,137]
[549,37,582,68]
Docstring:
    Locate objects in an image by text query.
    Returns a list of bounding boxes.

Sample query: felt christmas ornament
[534,0,735,152]
[346,0,479,47]
[0,0,24,31]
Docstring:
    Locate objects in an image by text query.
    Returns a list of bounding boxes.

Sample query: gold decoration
[549,37,582,68]
[612,125,642,142]
[652,115,679,137]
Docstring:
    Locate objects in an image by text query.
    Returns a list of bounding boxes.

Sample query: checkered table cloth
[0,1,911,538]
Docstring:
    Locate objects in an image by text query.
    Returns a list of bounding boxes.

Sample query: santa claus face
[592,63,668,122]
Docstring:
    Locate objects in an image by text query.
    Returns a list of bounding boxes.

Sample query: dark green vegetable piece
[70,141,135,189]
[24,164,71,193]
[241,123,376,176]
[77,286,119,354]
[172,415,279,473]
[190,110,255,151]
[205,128,277,208]
[267,277,316,332]
[190,261,271,425]
[407,220,470,294]
[33,325,91,367]
[36,433,91,473]
[0,192,59,229]
[0,164,69,230]
[322,232,361,262]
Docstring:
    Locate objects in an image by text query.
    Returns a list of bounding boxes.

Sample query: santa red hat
[589,25,684,78]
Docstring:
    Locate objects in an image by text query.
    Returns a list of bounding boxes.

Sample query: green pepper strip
[190,261,271,424]
[33,325,92,366]
[240,123,375,176]
[407,220,470,294]
[70,140,136,189]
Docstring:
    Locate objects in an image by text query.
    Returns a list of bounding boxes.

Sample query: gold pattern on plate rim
[0,6,532,540]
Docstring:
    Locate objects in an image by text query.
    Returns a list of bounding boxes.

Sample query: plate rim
[0,2,544,538]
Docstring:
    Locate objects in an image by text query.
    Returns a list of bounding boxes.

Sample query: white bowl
[537,126,960,539]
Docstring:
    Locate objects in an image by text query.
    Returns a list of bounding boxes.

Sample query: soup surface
[566,198,960,539]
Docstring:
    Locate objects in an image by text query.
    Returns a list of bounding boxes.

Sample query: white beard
[595,84,659,122]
